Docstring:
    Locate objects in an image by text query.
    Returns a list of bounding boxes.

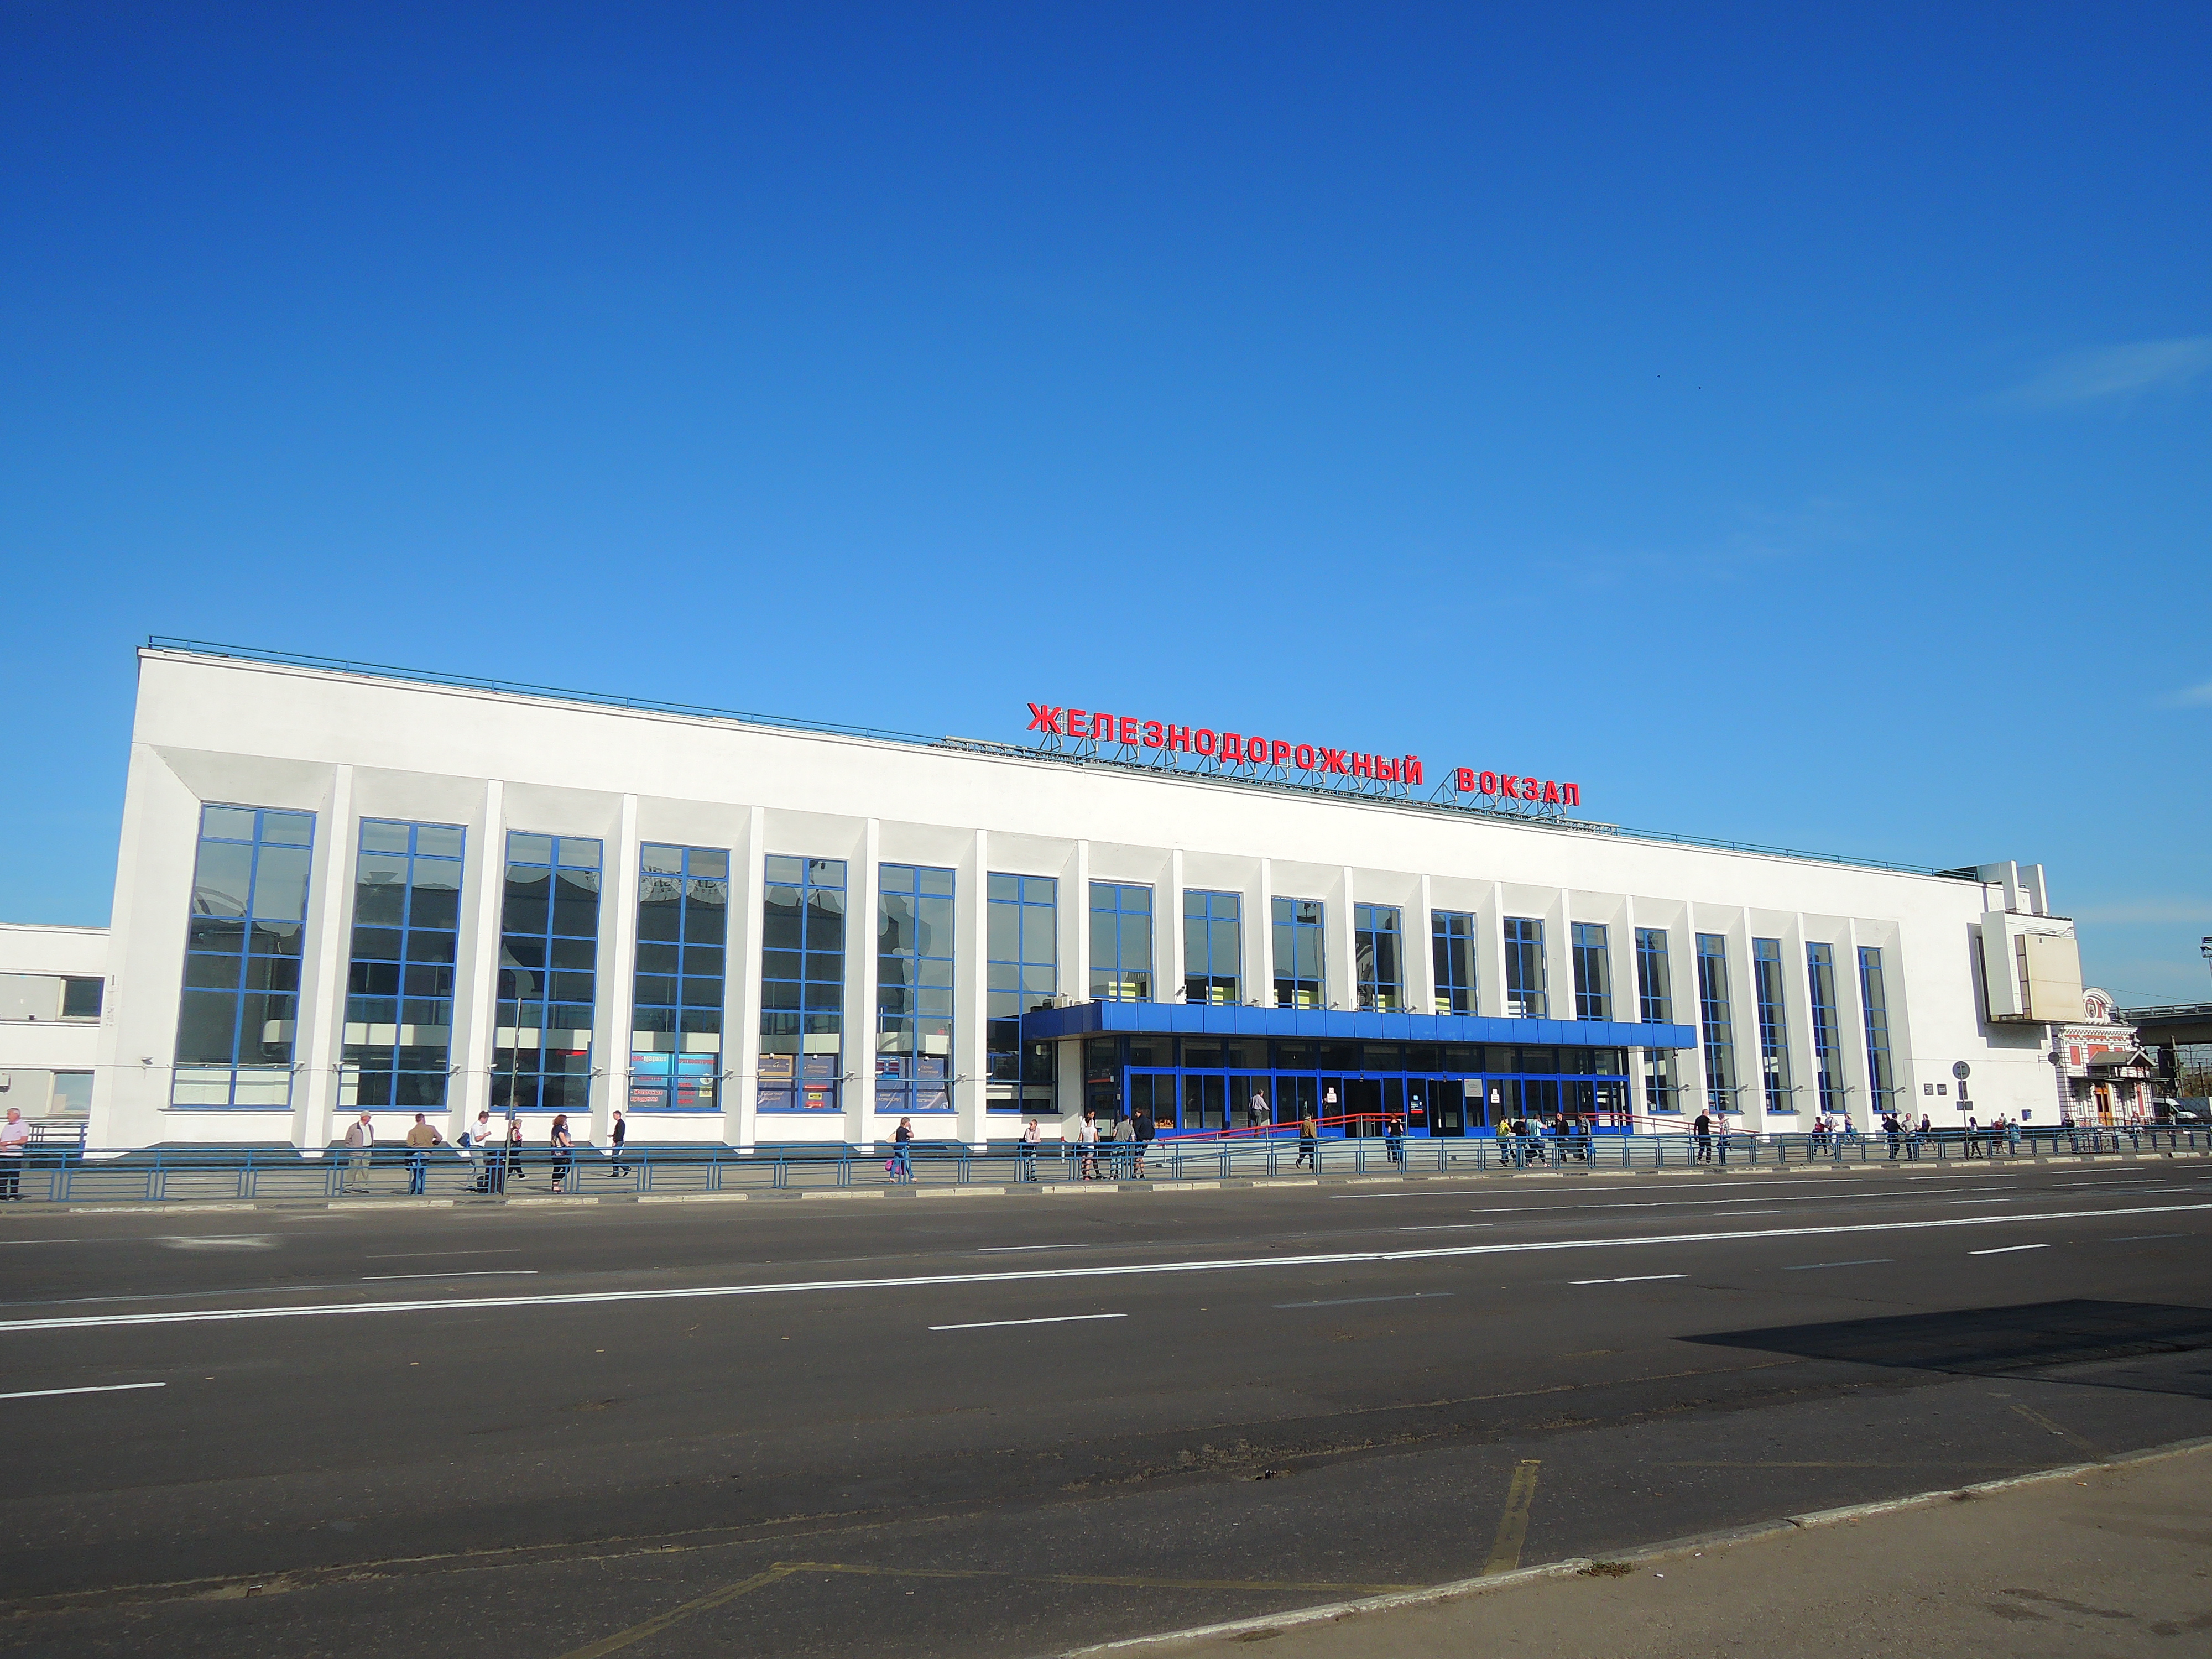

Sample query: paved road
[4,1160,2209,1656]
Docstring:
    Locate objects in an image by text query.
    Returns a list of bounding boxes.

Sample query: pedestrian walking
[1384,1109,1405,1165]
[549,1112,574,1192]
[607,1108,628,1176]
[404,1112,440,1194]
[1247,1090,1271,1131]
[1132,1104,1156,1177]
[1693,1110,1713,1165]
[1112,1112,1136,1179]
[342,1112,375,1192]
[1018,1117,1041,1181]
[890,1116,914,1182]
[1077,1108,1100,1180]
[1964,1114,1981,1157]
[462,1109,492,1190]
[0,1106,28,1201]
[1296,1109,1318,1171]
[2005,1115,2021,1156]
[504,1112,525,1184]
[1494,1116,1514,1167]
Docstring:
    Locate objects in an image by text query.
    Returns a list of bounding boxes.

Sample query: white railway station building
[3,642,2096,1152]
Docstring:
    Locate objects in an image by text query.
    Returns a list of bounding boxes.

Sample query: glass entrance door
[1181,1073,1227,1133]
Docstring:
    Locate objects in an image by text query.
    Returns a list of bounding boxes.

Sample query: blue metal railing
[7,1124,2206,1204]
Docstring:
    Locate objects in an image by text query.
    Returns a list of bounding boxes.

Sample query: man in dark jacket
[1131,1105,1156,1177]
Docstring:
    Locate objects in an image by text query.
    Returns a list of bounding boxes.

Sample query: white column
[1252,859,1274,1006]
[1056,839,1089,1120]
[453,780,506,1125]
[1545,889,1572,1022]
[1676,919,1709,1118]
[1835,921,1871,1130]
[295,764,353,1150]
[728,805,765,1148]
[1411,874,1438,1014]
[850,820,881,1136]
[594,794,641,1139]
[1330,867,1357,1010]
[1479,881,1506,1018]
[1165,849,1186,999]
[957,828,988,1147]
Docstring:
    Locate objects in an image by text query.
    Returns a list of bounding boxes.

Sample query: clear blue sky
[4,3,2206,1003]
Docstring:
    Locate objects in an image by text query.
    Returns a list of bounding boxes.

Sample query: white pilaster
[957,828,988,1147]
[594,794,641,1139]
[1166,848,1186,999]
[851,819,881,1135]
[453,779,506,1124]
[1331,867,1357,1010]
[1252,858,1274,1006]
[728,805,765,1148]
[295,763,353,1149]
[1411,874,1438,1014]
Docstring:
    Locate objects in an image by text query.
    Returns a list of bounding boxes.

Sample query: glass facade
[341,820,462,1111]
[1271,898,1326,1009]
[174,805,315,1108]
[1430,910,1476,1014]
[629,844,728,1113]
[1503,917,1547,1017]
[1695,933,1736,1113]
[1635,926,1674,1115]
[1571,922,1611,1021]
[1089,882,1152,1000]
[1751,937,1795,1113]
[1183,889,1242,1005]
[878,863,955,1113]
[759,856,846,1113]
[1807,942,1845,1115]
[1353,903,1402,1011]
[1109,1037,1635,1139]
[987,873,1057,1112]
[494,833,601,1114]
[1859,945,1896,1109]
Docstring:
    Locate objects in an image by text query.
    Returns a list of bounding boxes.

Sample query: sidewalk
[1087,1441,2212,1659]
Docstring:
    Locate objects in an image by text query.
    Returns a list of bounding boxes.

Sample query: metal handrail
[7,1124,2206,1203]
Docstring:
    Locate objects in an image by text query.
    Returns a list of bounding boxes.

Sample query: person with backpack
[1296,1108,1318,1171]
[549,1113,575,1192]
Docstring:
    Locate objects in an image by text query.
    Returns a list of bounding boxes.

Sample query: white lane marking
[363,1249,524,1260]
[1458,1187,1989,1216]
[975,1244,1094,1253]
[1327,1190,1506,1199]
[1969,1244,2049,1256]
[156,1236,276,1250]
[0,1382,166,1401]
[0,1238,83,1245]
[6,1202,2208,1334]
[2105,1234,2187,1243]
[1572,1275,1686,1285]
[1400,1224,1498,1232]
[929,1314,1126,1332]
[1275,1292,1454,1308]
[1725,1210,1783,1215]
[358,1270,540,1281]
[1783,1258,1893,1270]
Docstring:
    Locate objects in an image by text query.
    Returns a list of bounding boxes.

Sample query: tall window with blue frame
[494,833,601,1114]
[1751,938,1795,1113]
[1431,911,1477,1013]
[1504,917,1547,1017]
[1635,927,1676,1113]
[342,820,462,1112]
[1354,904,1402,1011]
[759,857,846,1112]
[1182,890,1241,1004]
[174,805,316,1108]
[1858,946,1896,1110]
[630,844,728,1113]
[1806,942,1845,1115]
[1089,883,1152,1000]
[988,874,1057,1113]
[1695,933,1738,1114]
[1571,923,1611,1020]
[1272,898,1326,1009]
[878,864,955,1114]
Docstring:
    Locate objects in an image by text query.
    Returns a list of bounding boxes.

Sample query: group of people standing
[337,1107,632,1194]
[1496,1112,1597,1166]
[1068,1107,1160,1178]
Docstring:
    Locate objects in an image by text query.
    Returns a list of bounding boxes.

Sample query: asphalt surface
[3,1160,2210,1657]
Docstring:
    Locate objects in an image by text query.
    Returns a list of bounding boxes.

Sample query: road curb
[1054,1434,2212,1656]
